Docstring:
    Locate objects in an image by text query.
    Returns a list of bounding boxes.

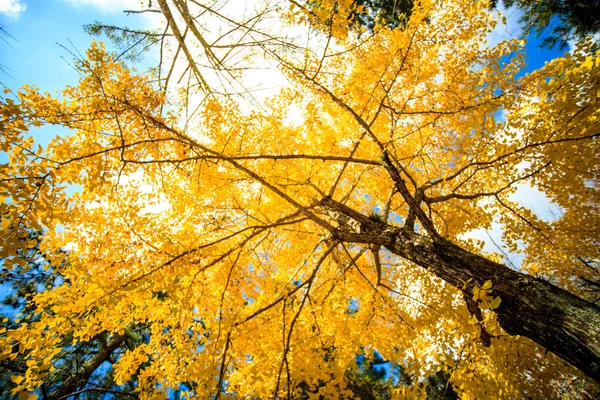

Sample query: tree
[316,0,600,49]
[1,0,599,398]
[1,239,458,400]
[0,231,145,399]
[299,351,459,398]
[306,0,415,32]
[495,0,600,49]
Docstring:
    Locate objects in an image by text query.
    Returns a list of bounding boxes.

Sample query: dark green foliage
[0,231,141,399]
[84,21,164,62]
[310,0,600,48]
[425,370,458,400]
[351,0,415,31]
[296,350,457,399]
[493,0,600,49]
[0,231,59,314]
[344,352,403,399]
[368,211,385,224]
[346,353,458,399]
[306,0,414,33]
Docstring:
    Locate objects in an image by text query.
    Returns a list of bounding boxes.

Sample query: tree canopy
[318,0,600,48]
[497,0,600,49]
[1,0,599,398]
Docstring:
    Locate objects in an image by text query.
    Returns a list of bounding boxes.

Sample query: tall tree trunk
[323,199,600,381]
[47,334,125,400]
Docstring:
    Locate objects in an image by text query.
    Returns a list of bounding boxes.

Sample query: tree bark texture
[323,199,600,382]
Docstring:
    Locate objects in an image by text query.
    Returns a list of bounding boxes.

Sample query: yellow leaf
[490,296,502,309]
[19,391,36,400]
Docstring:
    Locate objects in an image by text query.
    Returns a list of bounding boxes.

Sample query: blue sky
[0,0,158,94]
[0,0,566,95]
[0,0,161,310]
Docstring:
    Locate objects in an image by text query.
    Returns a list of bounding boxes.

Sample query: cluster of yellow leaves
[285,0,361,39]
[1,0,599,398]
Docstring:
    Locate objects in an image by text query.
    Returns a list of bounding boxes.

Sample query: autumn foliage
[1,0,599,398]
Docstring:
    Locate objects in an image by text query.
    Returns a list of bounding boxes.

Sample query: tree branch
[380,151,442,241]
[48,334,126,400]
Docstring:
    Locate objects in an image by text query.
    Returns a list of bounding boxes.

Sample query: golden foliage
[1,0,599,398]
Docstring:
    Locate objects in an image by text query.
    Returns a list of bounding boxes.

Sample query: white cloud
[0,0,27,18]
[62,0,144,14]
[60,0,163,30]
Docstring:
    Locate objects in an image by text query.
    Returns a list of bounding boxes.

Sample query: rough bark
[323,199,600,382]
[47,334,125,400]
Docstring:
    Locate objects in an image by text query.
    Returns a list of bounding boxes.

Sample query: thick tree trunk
[324,199,600,381]
[386,231,600,381]
[47,334,125,400]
